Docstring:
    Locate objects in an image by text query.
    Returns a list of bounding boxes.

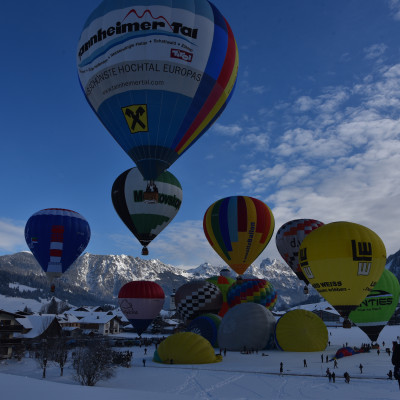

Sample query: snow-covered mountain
[1,249,400,311]
[0,252,311,310]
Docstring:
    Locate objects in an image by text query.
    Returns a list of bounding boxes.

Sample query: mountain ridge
[1,250,399,311]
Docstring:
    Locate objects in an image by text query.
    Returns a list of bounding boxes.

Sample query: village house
[0,310,25,359]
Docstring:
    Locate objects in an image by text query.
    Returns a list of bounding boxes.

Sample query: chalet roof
[77,312,121,325]
[15,315,56,339]
[0,309,19,318]
[57,313,80,323]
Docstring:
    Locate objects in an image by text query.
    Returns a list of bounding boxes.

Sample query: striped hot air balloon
[203,196,275,276]
[24,208,90,291]
[118,280,165,336]
[77,0,239,180]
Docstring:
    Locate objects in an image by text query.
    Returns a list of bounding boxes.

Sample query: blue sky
[1,0,400,269]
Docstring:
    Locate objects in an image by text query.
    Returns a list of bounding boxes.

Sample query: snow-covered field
[1,325,400,399]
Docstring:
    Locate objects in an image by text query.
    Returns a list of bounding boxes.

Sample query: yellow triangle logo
[122,104,148,134]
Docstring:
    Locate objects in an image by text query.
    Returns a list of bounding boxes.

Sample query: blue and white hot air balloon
[25,208,91,291]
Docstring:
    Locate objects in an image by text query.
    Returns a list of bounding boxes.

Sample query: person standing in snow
[344,372,350,383]
[391,342,400,389]
[359,363,363,373]
[332,372,336,383]
[303,359,307,367]
[280,362,283,375]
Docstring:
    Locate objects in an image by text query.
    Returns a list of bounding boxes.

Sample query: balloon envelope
[203,196,275,275]
[153,332,222,364]
[218,303,276,351]
[349,270,400,342]
[77,0,239,180]
[206,274,235,317]
[175,280,223,322]
[24,208,90,282]
[118,280,165,335]
[186,313,222,348]
[227,279,277,310]
[112,167,182,252]
[299,221,386,319]
[276,219,324,285]
[274,309,328,352]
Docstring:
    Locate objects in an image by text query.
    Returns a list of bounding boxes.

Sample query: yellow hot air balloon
[299,221,386,322]
[153,332,222,364]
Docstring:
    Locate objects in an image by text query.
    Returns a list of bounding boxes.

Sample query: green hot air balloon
[349,270,400,342]
[112,167,182,255]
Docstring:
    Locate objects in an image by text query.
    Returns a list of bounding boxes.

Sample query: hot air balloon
[118,280,165,335]
[77,0,239,180]
[175,280,223,323]
[349,270,400,342]
[24,208,90,292]
[299,221,386,326]
[153,332,222,364]
[207,272,235,317]
[203,196,275,276]
[276,219,324,294]
[186,313,222,348]
[218,302,276,351]
[274,309,328,352]
[112,167,182,255]
[227,278,277,310]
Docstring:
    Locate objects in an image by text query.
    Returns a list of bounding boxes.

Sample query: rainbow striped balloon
[203,196,275,276]
[77,0,239,180]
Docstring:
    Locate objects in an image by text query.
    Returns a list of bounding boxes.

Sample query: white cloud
[149,220,226,269]
[236,61,400,258]
[212,122,242,136]
[388,0,400,20]
[0,219,26,253]
[364,43,387,60]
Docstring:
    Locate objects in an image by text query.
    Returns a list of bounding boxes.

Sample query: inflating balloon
[274,309,328,352]
[349,270,400,342]
[218,302,276,351]
[153,332,222,364]
[299,221,386,322]
[112,167,182,255]
[207,273,235,317]
[175,280,222,323]
[118,280,165,335]
[186,314,222,348]
[25,208,90,292]
[276,219,324,294]
[203,196,275,276]
[227,278,277,310]
[77,0,239,180]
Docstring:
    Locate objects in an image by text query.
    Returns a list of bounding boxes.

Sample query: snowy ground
[2,325,400,400]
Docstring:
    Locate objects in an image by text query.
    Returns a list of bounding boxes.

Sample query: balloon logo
[349,270,400,342]
[203,196,275,275]
[112,167,182,255]
[276,219,324,293]
[77,0,239,180]
[24,208,90,291]
[299,221,386,321]
[118,280,165,335]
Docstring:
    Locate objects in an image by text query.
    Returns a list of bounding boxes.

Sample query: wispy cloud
[238,61,400,257]
[388,0,400,20]
[0,219,26,253]
[364,43,387,61]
